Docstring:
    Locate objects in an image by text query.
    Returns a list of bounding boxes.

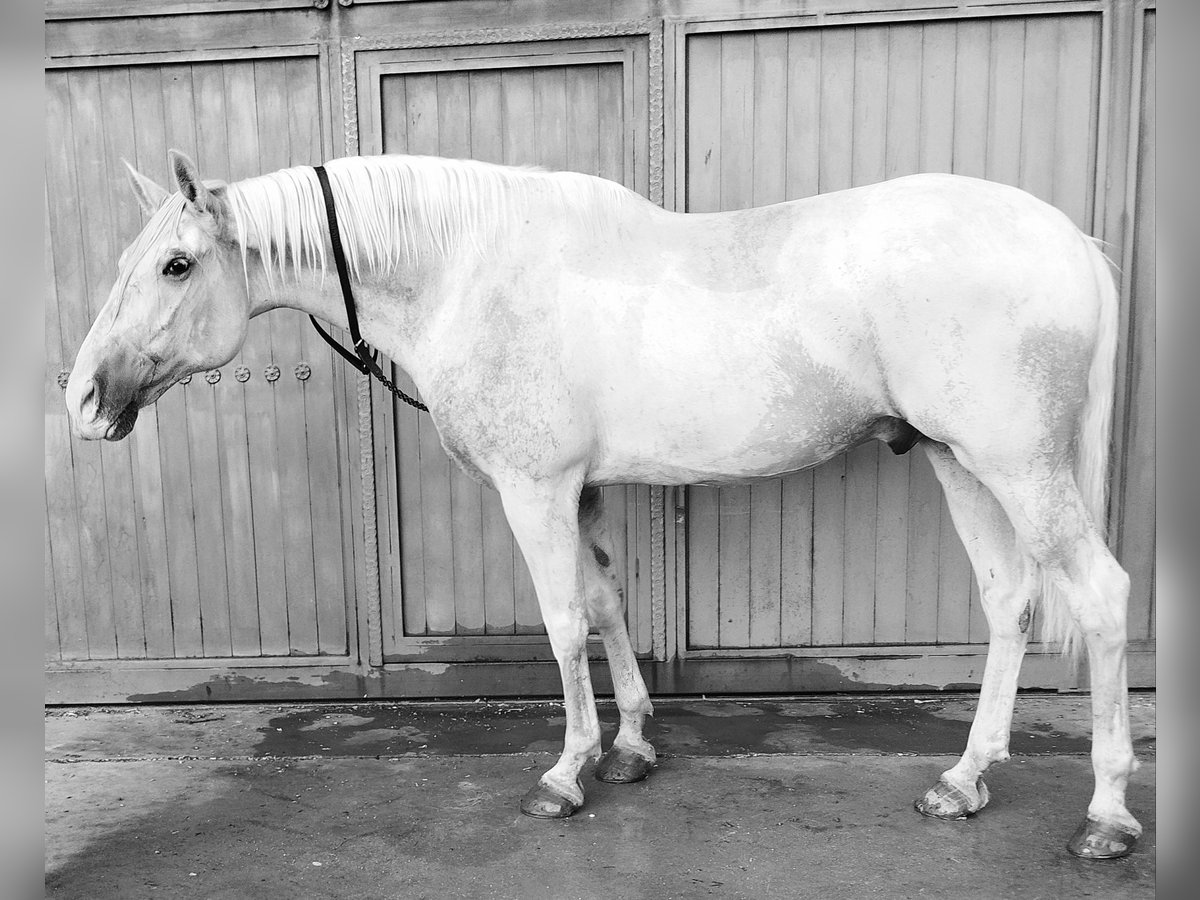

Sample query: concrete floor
[46,694,1156,899]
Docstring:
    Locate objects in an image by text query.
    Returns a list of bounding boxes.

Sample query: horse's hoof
[914,777,989,819]
[594,747,655,784]
[1067,817,1139,859]
[520,781,583,819]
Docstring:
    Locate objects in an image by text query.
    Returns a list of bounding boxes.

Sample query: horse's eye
[162,257,191,279]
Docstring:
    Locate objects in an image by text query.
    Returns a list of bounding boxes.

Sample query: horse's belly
[588,378,886,486]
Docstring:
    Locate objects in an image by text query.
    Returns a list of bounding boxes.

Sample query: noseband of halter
[308,164,429,413]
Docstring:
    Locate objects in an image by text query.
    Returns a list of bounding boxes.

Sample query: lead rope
[308,165,429,413]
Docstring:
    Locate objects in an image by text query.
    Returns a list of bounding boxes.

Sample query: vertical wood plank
[405,73,440,156]
[711,31,755,649]
[936,492,972,643]
[810,25,855,646]
[687,487,720,649]
[224,59,289,656]
[285,56,348,656]
[157,63,207,658]
[123,59,177,659]
[566,65,601,176]
[745,30,789,648]
[749,481,782,648]
[876,24,921,644]
[43,191,68,663]
[904,450,942,643]
[811,457,845,646]
[42,132,91,660]
[596,63,625,185]
[406,76,461,635]
[468,70,503,164]
[464,71,516,635]
[1122,9,1155,642]
[918,21,957,175]
[784,29,821,199]
[1053,14,1102,229]
[534,67,569,172]
[164,62,234,659]
[96,65,154,659]
[851,24,889,187]
[195,60,261,657]
[718,33,754,211]
[985,18,1026,188]
[261,57,321,656]
[379,93,427,643]
[497,67,542,632]
[952,20,990,179]
[686,35,722,212]
[437,71,487,636]
[1018,17,1059,204]
[500,68,536,167]
[381,74,409,159]
[375,382,401,647]
[884,23,922,181]
[66,68,119,660]
[45,512,62,661]
[840,25,890,645]
[396,377,430,639]
[841,444,879,646]
[779,473,814,646]
[752,31,787,206]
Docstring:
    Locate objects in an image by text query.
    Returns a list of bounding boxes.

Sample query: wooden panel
[1120,8,1154,642]
[683,13,1103,653]
[371,46,645,655]
[44,54,353,662]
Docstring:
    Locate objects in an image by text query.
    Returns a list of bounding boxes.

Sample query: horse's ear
[123,160,169,215]
[167,149,215,214]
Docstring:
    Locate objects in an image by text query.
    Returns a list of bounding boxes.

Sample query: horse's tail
[1038,235,1121,661]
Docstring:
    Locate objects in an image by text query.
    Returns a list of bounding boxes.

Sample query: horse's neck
[245,241,457,379]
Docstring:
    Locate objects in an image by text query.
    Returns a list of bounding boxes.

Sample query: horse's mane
[221,155,637,288]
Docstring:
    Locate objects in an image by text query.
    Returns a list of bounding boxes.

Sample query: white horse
[65,151,1141,858]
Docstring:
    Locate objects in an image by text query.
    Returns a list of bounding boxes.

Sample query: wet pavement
[46,694,1156,899]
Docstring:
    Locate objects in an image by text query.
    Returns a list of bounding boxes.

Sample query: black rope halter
[307,164,428,412]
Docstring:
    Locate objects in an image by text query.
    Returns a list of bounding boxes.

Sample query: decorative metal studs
[57,370,70,389]
[204,369,221,385]
[179,374,192,385]
[234,366,251,383]
[264,364,281,382]
[294,362,312,381]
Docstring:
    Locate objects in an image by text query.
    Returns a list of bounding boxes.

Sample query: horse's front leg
[577,486,656,783]
[498,473,602,818]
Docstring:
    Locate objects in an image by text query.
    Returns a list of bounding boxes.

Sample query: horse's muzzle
[65,368,143,442]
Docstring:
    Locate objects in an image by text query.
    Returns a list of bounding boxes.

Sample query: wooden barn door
[668,6,1138,691]
[351,28,661,692]
[44,35,364,700]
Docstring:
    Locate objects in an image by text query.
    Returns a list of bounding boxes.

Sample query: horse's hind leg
[970,461,1142,859]
[578,486,656,783]
[915,441,1039,820]
[497,472,601,818]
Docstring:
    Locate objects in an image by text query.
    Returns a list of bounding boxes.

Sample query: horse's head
[66,151,251,440]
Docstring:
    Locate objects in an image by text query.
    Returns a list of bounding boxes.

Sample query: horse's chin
[104,403,139,441]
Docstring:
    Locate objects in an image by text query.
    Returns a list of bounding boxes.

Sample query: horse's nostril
[79,379,98,418]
